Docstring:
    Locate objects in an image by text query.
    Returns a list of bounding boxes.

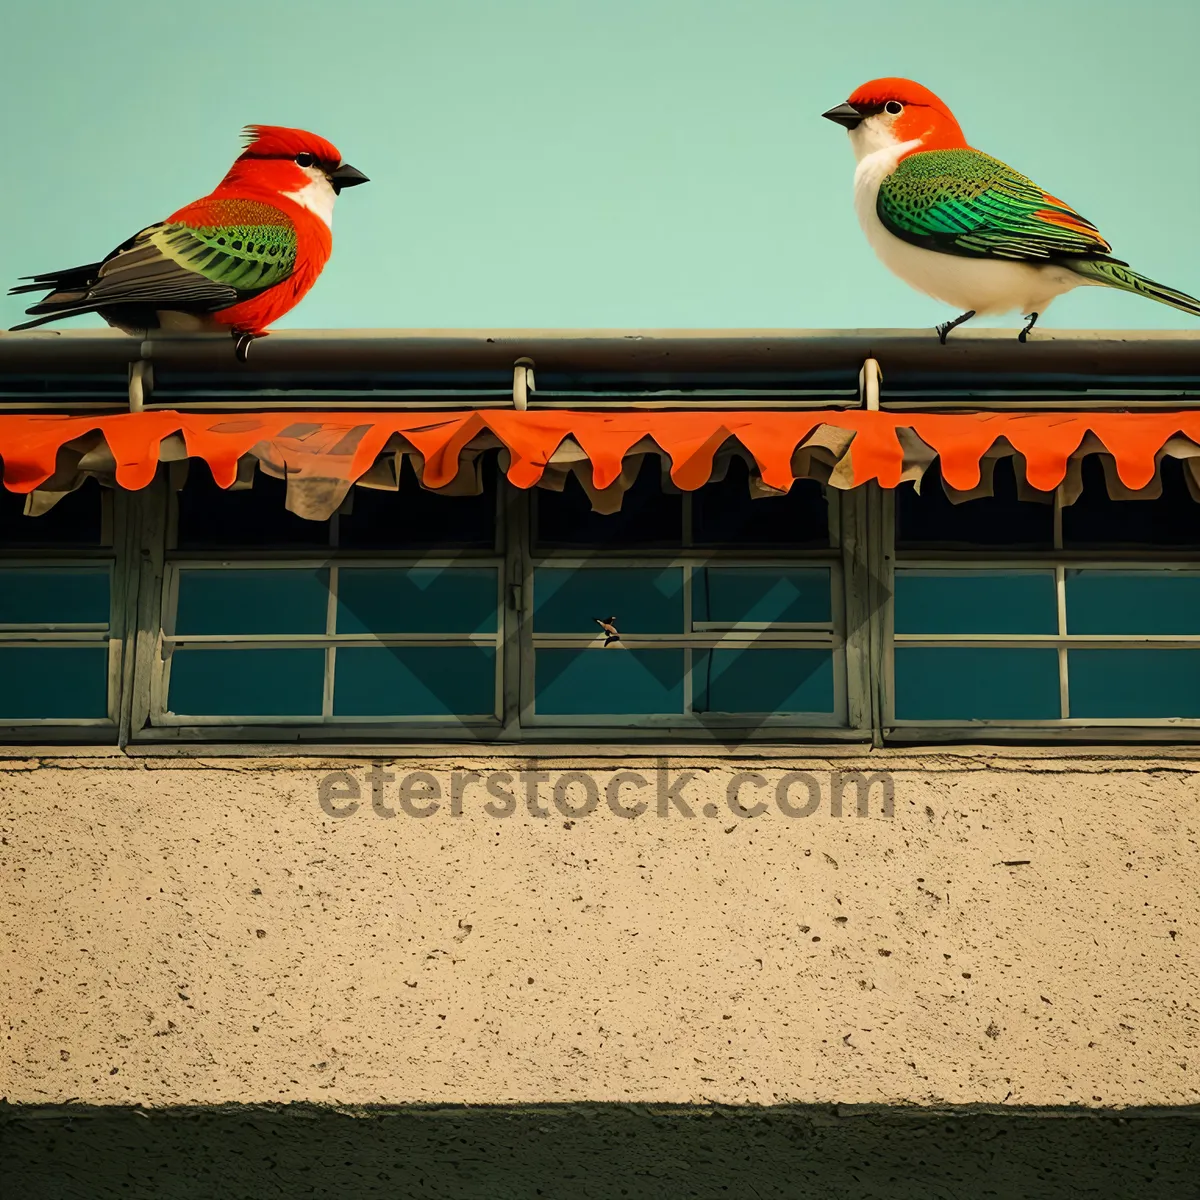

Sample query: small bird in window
[594,616,620,647]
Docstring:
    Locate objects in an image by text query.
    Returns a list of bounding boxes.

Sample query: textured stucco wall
[2,749,1197,1108]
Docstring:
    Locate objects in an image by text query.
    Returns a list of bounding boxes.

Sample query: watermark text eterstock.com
[317,760,894,821]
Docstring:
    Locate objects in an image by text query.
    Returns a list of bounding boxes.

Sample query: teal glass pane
[536,649,685,715]
[692,567,832,625]
[694,649,834,714]
[0,647,108,719]
[894,571,1057,635]
[893,648,1060,720]
[334,646,497,717]
[533,567,684,634]
[0,568,109,625]
[337,568,498,635]
[167,648,325,716]
[1069,650,1200,719]
[1067,571,1200,635]
[174,569,329,635]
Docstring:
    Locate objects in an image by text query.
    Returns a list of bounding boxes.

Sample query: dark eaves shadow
[2,1101,1198,1200]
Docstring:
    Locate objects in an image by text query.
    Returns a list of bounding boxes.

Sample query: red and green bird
[8,125,368,359]
[823,78,1200,342]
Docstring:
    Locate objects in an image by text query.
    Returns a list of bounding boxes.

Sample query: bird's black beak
[822,102,865,130]
[330,164,369,194]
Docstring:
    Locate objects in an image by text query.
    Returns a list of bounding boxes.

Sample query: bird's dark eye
[294,152,316,168]
[884,101,904,115]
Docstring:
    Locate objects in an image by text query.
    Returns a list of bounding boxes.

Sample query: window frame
[516,480,871,739]
[12,464,1198,745]
[151,556,508,728]
[0,485,127,739]
[124,467,874,744]
[882,484,1200,741]
[519,554,849,730]
[139,471,511,738]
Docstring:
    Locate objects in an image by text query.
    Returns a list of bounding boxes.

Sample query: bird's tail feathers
[9,307,99,332]
[9,263,104,298]
[9,281,57,297]
[1071,259,1200,319]
[8,262,107,330]
[7,300,104,333]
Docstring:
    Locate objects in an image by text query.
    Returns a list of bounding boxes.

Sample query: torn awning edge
[4,409,1200,521]
[3,428,859,520]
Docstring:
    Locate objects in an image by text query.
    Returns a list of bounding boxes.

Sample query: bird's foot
[233,330,267,363]
[935,309,977,344]
[1017,311,1040,343]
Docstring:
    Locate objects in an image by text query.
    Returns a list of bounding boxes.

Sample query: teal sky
[2,0,1198,332]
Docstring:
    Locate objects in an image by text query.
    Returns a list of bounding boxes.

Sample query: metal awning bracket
[513,357,536,411]
[858,358,881,410]
[128,345,154,413]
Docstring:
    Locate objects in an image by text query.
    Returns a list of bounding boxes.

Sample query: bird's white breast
[851,141,1082,318]
[283,173,337,229]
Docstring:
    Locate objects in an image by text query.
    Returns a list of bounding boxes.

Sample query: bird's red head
[216,125,368,198]
[827,78,968,153]
[240,125,343,169]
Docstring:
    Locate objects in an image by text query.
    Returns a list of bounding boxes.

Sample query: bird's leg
[233,330,267,363]
[935,310,976,344]
[1018,311,1040,343]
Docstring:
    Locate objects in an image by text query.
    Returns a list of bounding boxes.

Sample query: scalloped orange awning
[4,409,1200,519]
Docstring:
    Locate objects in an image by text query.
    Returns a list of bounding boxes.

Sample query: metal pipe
[3,328,1199,379]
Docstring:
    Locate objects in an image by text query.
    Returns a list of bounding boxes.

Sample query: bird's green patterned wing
[877,149,1112,262]
[69,198,299,309]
